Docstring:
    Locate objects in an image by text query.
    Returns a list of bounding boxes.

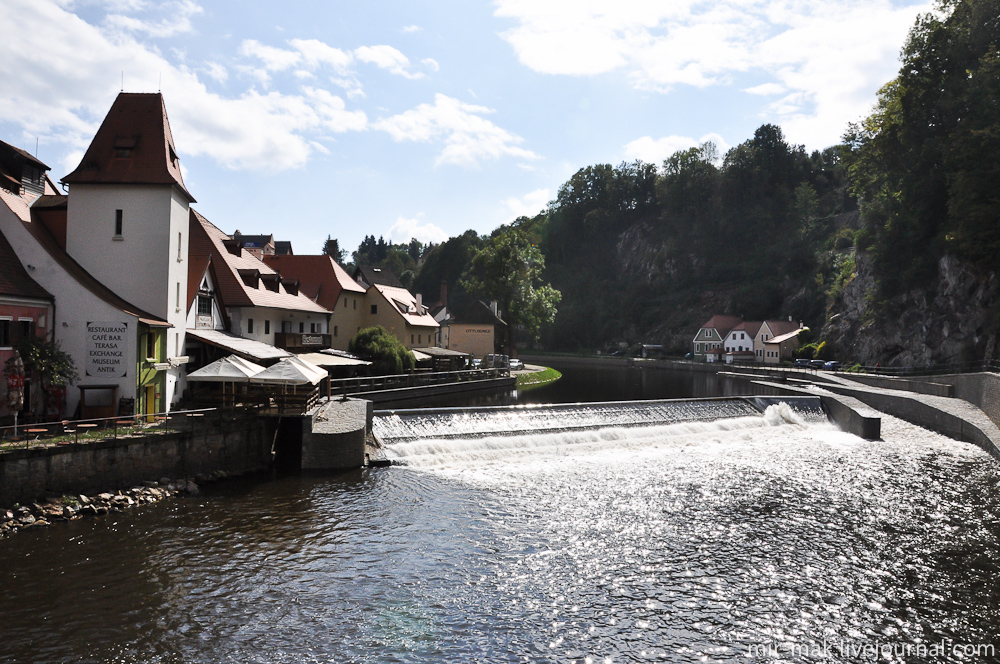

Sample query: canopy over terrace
[186,355,265,382]
[186,328,292,364]
[185,354,266,408]
[251,356,327,386]
[250,356,328,413]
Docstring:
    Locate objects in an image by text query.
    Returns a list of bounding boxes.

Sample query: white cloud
[104,0,202,38]
[503,188,550,219]
[744,82,785,96]
[402,25,422,33]
[0,0,367,172]
[422,57,440,72]
[202,61,228,83]
[290,38,354,73]
[388,214,449,244]
[495,0,931,148]
[372,93,540,168]
[240,39,301,72]
[354,45,423,79]
[623,132,729,164]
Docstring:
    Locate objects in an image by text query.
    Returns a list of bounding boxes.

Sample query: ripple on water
[0,413,998,663]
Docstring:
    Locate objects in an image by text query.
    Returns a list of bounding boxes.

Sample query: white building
[61,93,194,408]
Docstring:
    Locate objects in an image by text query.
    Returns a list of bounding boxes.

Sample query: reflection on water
[1,408,999,663]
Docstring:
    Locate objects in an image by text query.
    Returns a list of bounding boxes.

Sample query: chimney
[788,315,792,322]
[439,280,448,307]
[416,293,423,313]
[490,300,498,316]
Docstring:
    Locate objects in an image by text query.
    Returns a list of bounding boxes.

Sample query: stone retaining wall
[0,419,276,505]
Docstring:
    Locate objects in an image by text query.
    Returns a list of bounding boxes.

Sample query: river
[1,363,999,663]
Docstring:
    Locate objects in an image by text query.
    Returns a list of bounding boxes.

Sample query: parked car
[823,361,841,371]
[794,358,812,368]
[509,358,524,370]
[810,359,826,369]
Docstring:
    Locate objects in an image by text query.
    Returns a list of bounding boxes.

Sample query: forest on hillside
[330,0,1000,361]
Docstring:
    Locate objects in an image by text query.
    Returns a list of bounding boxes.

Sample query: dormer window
[114,136,137,159]
[115,148,132,158]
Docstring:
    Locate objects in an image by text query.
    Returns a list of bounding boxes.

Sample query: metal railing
[327,367,510,398]
[0,406,261,452]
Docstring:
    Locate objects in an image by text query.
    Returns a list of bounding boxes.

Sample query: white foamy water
[383,402,822,469]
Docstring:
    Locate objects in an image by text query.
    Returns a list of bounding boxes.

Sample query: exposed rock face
[824,253,999,366]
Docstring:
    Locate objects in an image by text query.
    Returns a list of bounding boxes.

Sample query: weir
[372,396,827,449]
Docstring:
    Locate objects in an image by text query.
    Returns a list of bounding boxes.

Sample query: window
[177,232,183,261]
[410,334,414,344]
[418,334,422,344]
[353,299,356,310]
[146,331,157,360]
[371,304,377,315]
[0,319,10,347]
[299,322,304,333]
[247,318,254,334]
[115,148,132,158]
[343,297,347,309]
[333,326,338,337]
[197,295,212,317]
[264,320,270,335]
[17,319,34,344]
[114,209,123,237]
[176,282,181,312]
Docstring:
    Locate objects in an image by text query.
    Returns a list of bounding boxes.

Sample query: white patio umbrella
[250,355,327,386]
[186,355,265,382]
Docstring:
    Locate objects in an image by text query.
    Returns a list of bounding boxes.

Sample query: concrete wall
[0,416,277,504]
[301,398,370,470]
[838,374,955,398]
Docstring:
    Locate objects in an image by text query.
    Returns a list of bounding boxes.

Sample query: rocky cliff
[823,252,999,367]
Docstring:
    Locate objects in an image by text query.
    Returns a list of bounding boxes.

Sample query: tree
[322,235,345,264]
[348,326,415,374]
[5,335,78,416]
[844,0,1000,290]
[461,227,561,350]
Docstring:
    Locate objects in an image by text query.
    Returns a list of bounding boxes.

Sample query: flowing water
[1,372,1000,663]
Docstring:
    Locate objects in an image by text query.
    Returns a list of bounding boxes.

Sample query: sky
[0,0,931,257]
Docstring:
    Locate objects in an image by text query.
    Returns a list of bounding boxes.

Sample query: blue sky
[0,0,929,256]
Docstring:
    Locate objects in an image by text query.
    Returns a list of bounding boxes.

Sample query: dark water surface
[2,365,1000,663]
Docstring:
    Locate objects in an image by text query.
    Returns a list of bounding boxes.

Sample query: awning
[250,356,328,385]
[411,350,432,362]
[186,328,292,362]
[296,352,370,367]
[412,346,471,358]
[187,355,265,382]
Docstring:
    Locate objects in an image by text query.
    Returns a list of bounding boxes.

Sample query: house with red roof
[262,253,367,351]
[692,315,743,358]
[60,92,195,412]
[755,320,803,362]
[0,136,172,420]
[188,211,332,360]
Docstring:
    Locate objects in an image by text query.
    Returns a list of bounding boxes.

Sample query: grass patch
[516,366,562,391]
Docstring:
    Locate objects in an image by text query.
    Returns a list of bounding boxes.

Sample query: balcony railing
[274,332,331,350]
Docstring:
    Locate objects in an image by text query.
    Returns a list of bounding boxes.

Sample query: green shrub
[348,326,415,375]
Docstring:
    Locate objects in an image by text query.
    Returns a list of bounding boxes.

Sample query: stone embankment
[0,469,242,536]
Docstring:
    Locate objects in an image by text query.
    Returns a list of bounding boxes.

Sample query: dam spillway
[373,396,828,466]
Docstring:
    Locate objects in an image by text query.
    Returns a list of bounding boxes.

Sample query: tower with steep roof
[62,92,194,407]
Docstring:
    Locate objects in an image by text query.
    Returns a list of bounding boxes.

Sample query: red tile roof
[699,314,743,336]
[190,210,330,314]
[0,226,52,302]
[373,283,439,329]
[262,254,365,311]
[62,93,195,202]
[730,321,763,337]
[763,320,802,337]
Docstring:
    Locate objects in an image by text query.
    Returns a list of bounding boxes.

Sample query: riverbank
[514,364,562,391]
